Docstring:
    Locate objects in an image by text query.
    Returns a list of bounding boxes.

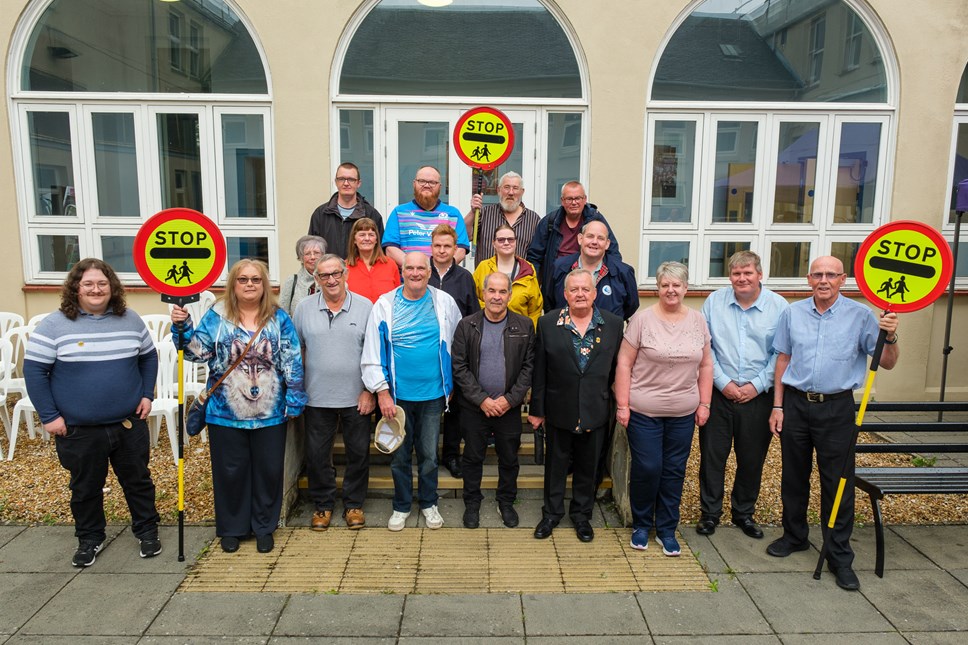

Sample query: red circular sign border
[854,219,953,313]
[133,208,227,296]
[452,106,516,170]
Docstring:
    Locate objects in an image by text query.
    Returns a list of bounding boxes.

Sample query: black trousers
[208,422,287,538]
[461,403,522,508]
[699,388,773,521]
[542,425,605,523]
[441,385,463,462]
[54,418,160,543]
[304,405,371,511]
[780,391,856,568]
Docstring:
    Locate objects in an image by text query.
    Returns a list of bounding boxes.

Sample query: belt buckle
[806,391,824,403]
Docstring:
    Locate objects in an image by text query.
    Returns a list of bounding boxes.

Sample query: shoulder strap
[290,274,297,302]
[202,321,267,399]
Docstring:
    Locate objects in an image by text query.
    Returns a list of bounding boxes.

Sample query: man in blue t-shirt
[362,251,462,532]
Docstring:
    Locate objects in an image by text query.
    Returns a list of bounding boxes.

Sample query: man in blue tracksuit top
[24,258,161,568]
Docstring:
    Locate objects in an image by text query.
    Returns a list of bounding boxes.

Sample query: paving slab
[846,525,942,572]
[141,638,268,645]
[636,577,772,635]
[531,638,652,645]
[270,639,394,645]
[0,572,74,633]
[398,637,523,644]
[4,636,134,645]
[18,572,183,636]
[946,568,968,586]
[0,524,122,573]
[681,531,728,574]
[90,526,215,574]
[892,525,968,571]
[521,593,648,636]
[709,525,819,573]
[739,572,892,633]
[401,593,523,637]
[859,568,968,631]
[654,637,778,645]
[146,592,287,637]
[901,633,968,644]
[777,633,909,644]
[274,593,404,637]
[0,525,25,549]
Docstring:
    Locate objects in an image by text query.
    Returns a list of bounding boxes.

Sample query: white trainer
[421,505,444,529]
[388,510,410,532]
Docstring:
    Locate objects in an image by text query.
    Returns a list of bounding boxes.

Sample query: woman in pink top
[615,261,713,557]
[345,217,400,303]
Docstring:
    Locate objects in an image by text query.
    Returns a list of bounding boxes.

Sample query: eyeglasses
[236,276,263,285]
[495,237,516,244]
[314,270,344,281]
[562,196,586,203]
[80,281,109,291]
[414,179,440,187]
[500,185,523,192]
[809,272,843,281]
[335,176,359,184]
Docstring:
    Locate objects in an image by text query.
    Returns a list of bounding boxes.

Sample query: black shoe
[256,533,274,553]
[463,507,480,529]
[575,520,594,543]
[696,516,717,536]
[139,535,162,558]
[534,518,557,539]
[221,536,240,553]
[445,457,463,479]
[829,564,860,591]
[766,537,810,557]
[735,517,764,539]
[72,540,103,568]
[499,504,519,528]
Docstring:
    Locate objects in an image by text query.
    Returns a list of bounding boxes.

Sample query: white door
[384,107,538,251]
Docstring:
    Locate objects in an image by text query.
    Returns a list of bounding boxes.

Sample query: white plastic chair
[147,340,181,465]
[1,327,45,460]
[0,312,25,338]
[0,337,15,457]
[141,314,173,345]
[26,313,48,327]
[168,290,215,394]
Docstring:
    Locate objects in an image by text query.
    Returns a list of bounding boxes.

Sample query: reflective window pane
[101,235,136,273]
[92,113,140,217]
[712,122,757,223]
[959,63,968,103]
[653,0,887,103]
[950,123,968,224]
[158,113,203,211]
[38,234,79,272]
[833,122,881,224]
[651,121,696,223]
[954,241,968,278]
[339,109,375,191]
[397,121,449,205]
[774,122,819,224]
[769,241,811,278]
[227,236,269,268]
[830,241,861,278]
[472,122,524,209]
[222,114,266,218]
[28,112,75,216]
[341,0,580,98]
[546,113,581,213]
[648,241,690,278]
[709,241,751,278]
[22,0,267,93]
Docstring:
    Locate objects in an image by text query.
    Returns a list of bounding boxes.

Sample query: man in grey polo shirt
[293,253,375,530]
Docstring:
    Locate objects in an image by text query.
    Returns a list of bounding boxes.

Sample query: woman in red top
[345,217,400,303]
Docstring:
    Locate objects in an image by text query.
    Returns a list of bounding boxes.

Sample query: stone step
[297,464,612,491]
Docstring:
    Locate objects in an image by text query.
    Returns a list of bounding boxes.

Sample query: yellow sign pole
[177,346,185,562]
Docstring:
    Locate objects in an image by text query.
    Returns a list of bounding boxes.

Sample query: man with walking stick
[767,256,899,591]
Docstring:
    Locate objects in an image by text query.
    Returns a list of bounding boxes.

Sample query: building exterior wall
[1,0,966,399]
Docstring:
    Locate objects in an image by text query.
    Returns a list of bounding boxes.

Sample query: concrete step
[297,464,612,491]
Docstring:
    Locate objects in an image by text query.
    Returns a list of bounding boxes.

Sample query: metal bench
[854,401,968,577]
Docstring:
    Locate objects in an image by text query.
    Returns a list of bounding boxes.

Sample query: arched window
[948,61,968,278]
[643,0,896,289]
[11,0,274,283]
[334,0,587,217]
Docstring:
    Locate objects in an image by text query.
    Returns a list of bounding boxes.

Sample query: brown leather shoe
[311,510,332,531]
[344,508,365,529]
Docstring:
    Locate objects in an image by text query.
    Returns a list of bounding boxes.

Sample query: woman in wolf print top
[171,259,307,555]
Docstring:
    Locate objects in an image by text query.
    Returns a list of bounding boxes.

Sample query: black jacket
[451,310,535,410]
[430,260,480,318]
[530,307,623,432]
[307,192,383,258]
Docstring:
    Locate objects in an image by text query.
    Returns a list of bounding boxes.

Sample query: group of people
[24,161,899,594]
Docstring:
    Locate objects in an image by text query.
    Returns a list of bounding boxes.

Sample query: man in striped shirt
[464,171,541,267]
[24,258,161,568]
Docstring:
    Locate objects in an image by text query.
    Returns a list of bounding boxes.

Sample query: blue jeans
[627,411,696,537]
[391,397,445,512]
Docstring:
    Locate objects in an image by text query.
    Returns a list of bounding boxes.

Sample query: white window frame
[82,105,150,223]
[944,112,968,283]
[213,106,274,225]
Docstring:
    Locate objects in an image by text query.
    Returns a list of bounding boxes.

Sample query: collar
[727,283,766,311]
[411,199,441,213]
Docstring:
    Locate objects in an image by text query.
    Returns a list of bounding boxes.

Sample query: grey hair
[564,268,594,290]
[655,261,689,287]
[499,171,523,186]
[727,250,763,274]
[314,253,346,273]
[482,271,511,291]
[295,235,327,259]
[560,180,584,199]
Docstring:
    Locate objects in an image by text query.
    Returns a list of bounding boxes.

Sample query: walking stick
[813,322,888,580]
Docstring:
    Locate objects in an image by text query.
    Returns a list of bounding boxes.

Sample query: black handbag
[184,323,265,436]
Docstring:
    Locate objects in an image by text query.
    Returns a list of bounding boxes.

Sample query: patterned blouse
[557,306,606,373]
